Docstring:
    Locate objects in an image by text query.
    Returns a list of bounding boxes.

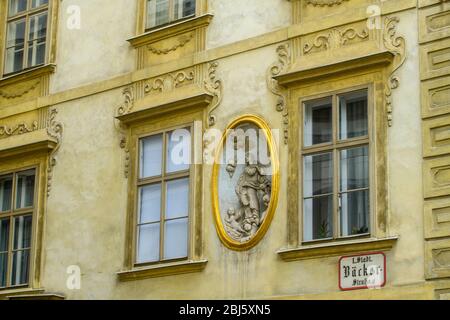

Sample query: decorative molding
[46,108,63,197]
[383,17,406,127]
[147,34,194,55]
[0,121,38,137]
[0,80,40,99]
[117,86,135,116]
[204,61,223,127]
[305,0,350,7]
[144,70,194,94]
[119,125,130,179]
[267,43,291,144]
[303,27,369,54]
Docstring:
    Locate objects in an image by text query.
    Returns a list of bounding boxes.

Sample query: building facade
[0,0,449,300]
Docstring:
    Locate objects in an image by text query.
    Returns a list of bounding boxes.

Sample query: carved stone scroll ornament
[303,27,369,54]
[116,87,135,178]
[224,154,272,242]
[267,43,291,144]
[204,61,223,127]
[0,121,38,137]
[46,108,63,197]
[383,17,406,127]
[144,70,194,94]
[305,0,350,6]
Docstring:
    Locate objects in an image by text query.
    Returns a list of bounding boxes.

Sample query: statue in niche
[224,153,272,242]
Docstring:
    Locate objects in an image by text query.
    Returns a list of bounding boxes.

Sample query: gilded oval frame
[212,114,280,251]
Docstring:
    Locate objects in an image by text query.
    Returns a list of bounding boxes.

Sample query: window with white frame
[302,89,370,242]
[146,0,196,30]
[4,0,49,75]
[135,127,192,264]
[0,168,36,288]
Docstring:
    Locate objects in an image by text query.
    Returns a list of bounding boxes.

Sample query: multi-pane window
[136,127,191,264]
[0,168,36,288]
[146,0,196,30]
[4,0,49,75]
[302,89,370,242]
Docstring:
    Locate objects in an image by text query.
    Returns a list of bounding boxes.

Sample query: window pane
[303,195,333,241]
[140,134,163,178]
[138,184,161,224]
[174,0,196,20]
[0,253,7,287]
[8,0,27,16]
[165,178,189,219]
[164,218,188,260]
[13,215,32,250]
[28,11,47,68]
[15,169,35,209]
[31,0,49,8]
[0,175,13,212]
[340,146,369,191]
[166,128,191,174]
[304,97,332,147]
[303,153,333,197]
[340,190,370,237]
[146,0,169,29]
[339,90,368,140]
[10,249,30,286]
[5,19,25,74]
[0,219,9,252]
[137,223,160,263]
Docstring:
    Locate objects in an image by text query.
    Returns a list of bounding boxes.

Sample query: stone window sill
[128,13,213,48]
[0,64,56,88]
[277,236,398,262]
[0,288,45,300]
[117,259,208,281]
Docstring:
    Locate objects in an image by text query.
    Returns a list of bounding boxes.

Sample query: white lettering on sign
[339,252,386,291]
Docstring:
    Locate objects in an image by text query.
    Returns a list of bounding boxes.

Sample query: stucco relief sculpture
[224,153,272,242]
[212,115,279,250]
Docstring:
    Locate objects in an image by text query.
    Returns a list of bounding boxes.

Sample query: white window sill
[117,259,208,281]
[277,236,399,261]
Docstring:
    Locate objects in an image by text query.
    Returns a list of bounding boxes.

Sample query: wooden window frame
[300,86,373,244]
[0,0,58,79]
[0,165,38,290]
[144,0,196,31]
[134,124,193,266]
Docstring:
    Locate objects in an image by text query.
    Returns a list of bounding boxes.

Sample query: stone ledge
[0,64,56,88]
[128,14,214,47]
[0,129,57,160]
[117,259,208,281]
[277,236,399,261]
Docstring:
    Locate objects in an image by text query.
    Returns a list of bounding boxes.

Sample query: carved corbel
[46,108,63,197]
[204,61,223,127]
[116,86,135,178]
[267,43,291,144]
[383,17,406,127]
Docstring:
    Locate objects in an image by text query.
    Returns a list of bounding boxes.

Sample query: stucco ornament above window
[305,0,350,6]
[212,115,279,251]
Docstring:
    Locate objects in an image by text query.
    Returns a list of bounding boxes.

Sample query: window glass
[340,146,370,236]
[31,0,48,9]
[27,12,47,68]
[146,0,196,29]
[137,223,160,263]
[303,153,333,241]
[140,134,163,179]
[5,19,26,74]
[174,0,195,20]
[138,184,161,224]
[164,218,188,259]
[15,170,35,210]
[0,219,8,288]
[10,250,30,286]
[166,128,191,174]
[0,175,13,213]
[8,0,27,17]
[304,97,332,147]
[339,90,368,140]
[165,178,189,220]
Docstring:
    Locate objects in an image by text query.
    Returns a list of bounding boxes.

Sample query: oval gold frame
[212,114,280,251]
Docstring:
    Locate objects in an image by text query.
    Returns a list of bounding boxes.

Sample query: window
[135,127,191,265]
[302,89,369,242]
[146,0,196,30]
[4,0,49,75]
[0,168,36,289]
